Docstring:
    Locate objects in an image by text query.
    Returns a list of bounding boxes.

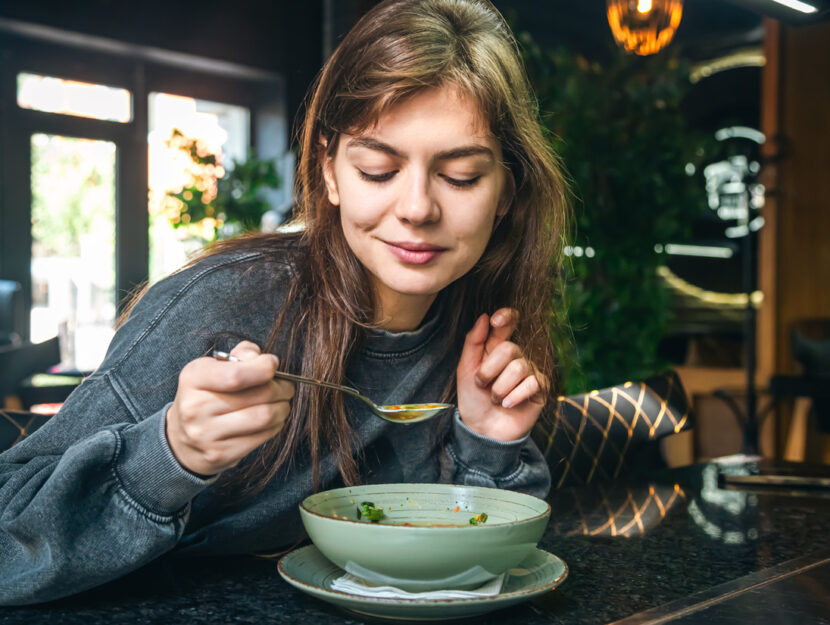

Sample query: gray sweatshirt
[0,245,551,606]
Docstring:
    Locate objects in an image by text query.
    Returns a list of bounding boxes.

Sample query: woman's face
[322,86,508,329]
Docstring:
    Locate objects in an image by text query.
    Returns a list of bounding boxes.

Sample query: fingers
[229,340,268,361]
[458,308,518,374]
[182,344,279,394]
[168,341,295,476]
[476,343,544,407]
[458,313,491,374]
[501,373,546,409]
[190,399,292,442]
[487,360,546,408]
[168,382,292,476]
[177,422,287,474]
[484,308,518,354]
[473,320,548,408]
[208,378,295,414]
[475,340,523,388]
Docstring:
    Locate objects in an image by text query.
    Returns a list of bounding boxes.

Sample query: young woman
[0,0,567,605]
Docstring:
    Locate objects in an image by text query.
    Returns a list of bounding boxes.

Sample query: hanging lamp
[606,0,684,56]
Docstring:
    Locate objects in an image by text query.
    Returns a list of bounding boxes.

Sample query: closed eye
[358,169,481,188]
[358,169,397,183]
[442,175,481,189]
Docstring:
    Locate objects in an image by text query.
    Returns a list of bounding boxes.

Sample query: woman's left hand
[456,308,547,442]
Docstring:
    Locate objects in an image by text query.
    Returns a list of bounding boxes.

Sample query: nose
[395,171,440,226]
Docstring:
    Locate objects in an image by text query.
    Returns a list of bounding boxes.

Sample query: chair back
[0,280,24,347]
[791,319,830,377]
[533,370,691,488]
[791,318,830,431]
[0,337,61,400]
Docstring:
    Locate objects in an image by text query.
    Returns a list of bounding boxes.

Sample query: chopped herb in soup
[357,501,384,522]
[469,513,488,525]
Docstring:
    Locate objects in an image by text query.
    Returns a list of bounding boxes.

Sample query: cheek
[448,197,499,243]
[336,179,391,231]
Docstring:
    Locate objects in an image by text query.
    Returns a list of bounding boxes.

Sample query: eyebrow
[345,137,494,161]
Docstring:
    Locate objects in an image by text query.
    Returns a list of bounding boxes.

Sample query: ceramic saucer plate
[277,545,568,621]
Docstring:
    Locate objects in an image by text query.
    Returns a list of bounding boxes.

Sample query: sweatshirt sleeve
[0,371,214,606]
[444,411,551,499]
[0,256,259,606]
[0,250,292,605]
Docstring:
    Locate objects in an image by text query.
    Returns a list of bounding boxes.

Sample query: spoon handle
[270,369,368,402]
[211,351,372,406]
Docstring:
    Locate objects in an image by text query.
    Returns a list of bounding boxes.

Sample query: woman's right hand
[165,341,295,477]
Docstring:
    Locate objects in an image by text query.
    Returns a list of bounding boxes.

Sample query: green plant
[520,38,712,393]
[165,129,281,240]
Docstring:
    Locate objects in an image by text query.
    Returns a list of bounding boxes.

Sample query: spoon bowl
[212,351,452,424]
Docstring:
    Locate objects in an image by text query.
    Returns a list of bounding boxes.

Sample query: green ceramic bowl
[299,483,550,592]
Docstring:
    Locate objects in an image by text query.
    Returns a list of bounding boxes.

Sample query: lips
[385,241,447,252]
[384,240,447,265]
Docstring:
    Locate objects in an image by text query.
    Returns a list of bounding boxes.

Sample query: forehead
[356,85,493,142]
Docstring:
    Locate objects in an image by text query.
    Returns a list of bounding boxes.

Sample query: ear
[319,137,340,207]
[321,155,341,207]
[495,167,515,218]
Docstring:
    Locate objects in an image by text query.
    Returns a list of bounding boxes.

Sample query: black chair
[769,319,830,460]
[533,370,692,489]
[0,336,83,414]
[0,337,61,397]
[0,280,25,347]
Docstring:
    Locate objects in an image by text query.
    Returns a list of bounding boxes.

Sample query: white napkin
[330,573,505,599]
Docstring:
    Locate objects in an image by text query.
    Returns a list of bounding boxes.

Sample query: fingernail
[492,314,504,326]
[502,397,513,408]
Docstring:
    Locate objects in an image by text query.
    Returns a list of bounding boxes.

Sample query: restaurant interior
[2,0,828,469]
[0,0,829,621]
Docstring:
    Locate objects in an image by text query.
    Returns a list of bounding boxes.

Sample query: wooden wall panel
[759,18,830,457]
[775,19,830,374]
[760,18,830,375]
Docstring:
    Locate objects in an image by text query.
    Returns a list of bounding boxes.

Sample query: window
[17,72,132,123]
[30,134,117,370]
[147,93,250,281]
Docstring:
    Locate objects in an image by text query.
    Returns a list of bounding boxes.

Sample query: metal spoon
[212,350,453,424]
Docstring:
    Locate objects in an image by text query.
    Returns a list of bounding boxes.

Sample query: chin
[381,272,448,297]
[388,283,443,297]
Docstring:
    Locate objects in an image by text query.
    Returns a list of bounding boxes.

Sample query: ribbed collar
[361,293,447,356]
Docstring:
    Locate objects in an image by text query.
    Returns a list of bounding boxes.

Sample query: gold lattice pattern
[533,371,690,488]
[563,483,686,538]
[0,409,51,452]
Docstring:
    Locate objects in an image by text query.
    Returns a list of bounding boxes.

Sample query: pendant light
[607,0,684,56]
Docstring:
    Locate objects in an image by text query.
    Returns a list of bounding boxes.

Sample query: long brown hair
[157,0,567,497]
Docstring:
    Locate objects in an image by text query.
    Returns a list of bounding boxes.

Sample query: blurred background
[1,0,828,466]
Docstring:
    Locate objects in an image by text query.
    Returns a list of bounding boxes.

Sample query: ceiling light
[769,0,819,13]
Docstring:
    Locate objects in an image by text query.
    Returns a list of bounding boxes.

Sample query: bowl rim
[299,483,551,529]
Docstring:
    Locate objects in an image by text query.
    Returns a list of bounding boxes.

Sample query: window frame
[0,31,284,341]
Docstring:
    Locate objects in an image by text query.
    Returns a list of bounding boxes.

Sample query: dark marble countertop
[3,457,830,625]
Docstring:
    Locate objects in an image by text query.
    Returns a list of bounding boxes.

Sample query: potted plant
[165,128,281,241]
[520,37,712,392]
